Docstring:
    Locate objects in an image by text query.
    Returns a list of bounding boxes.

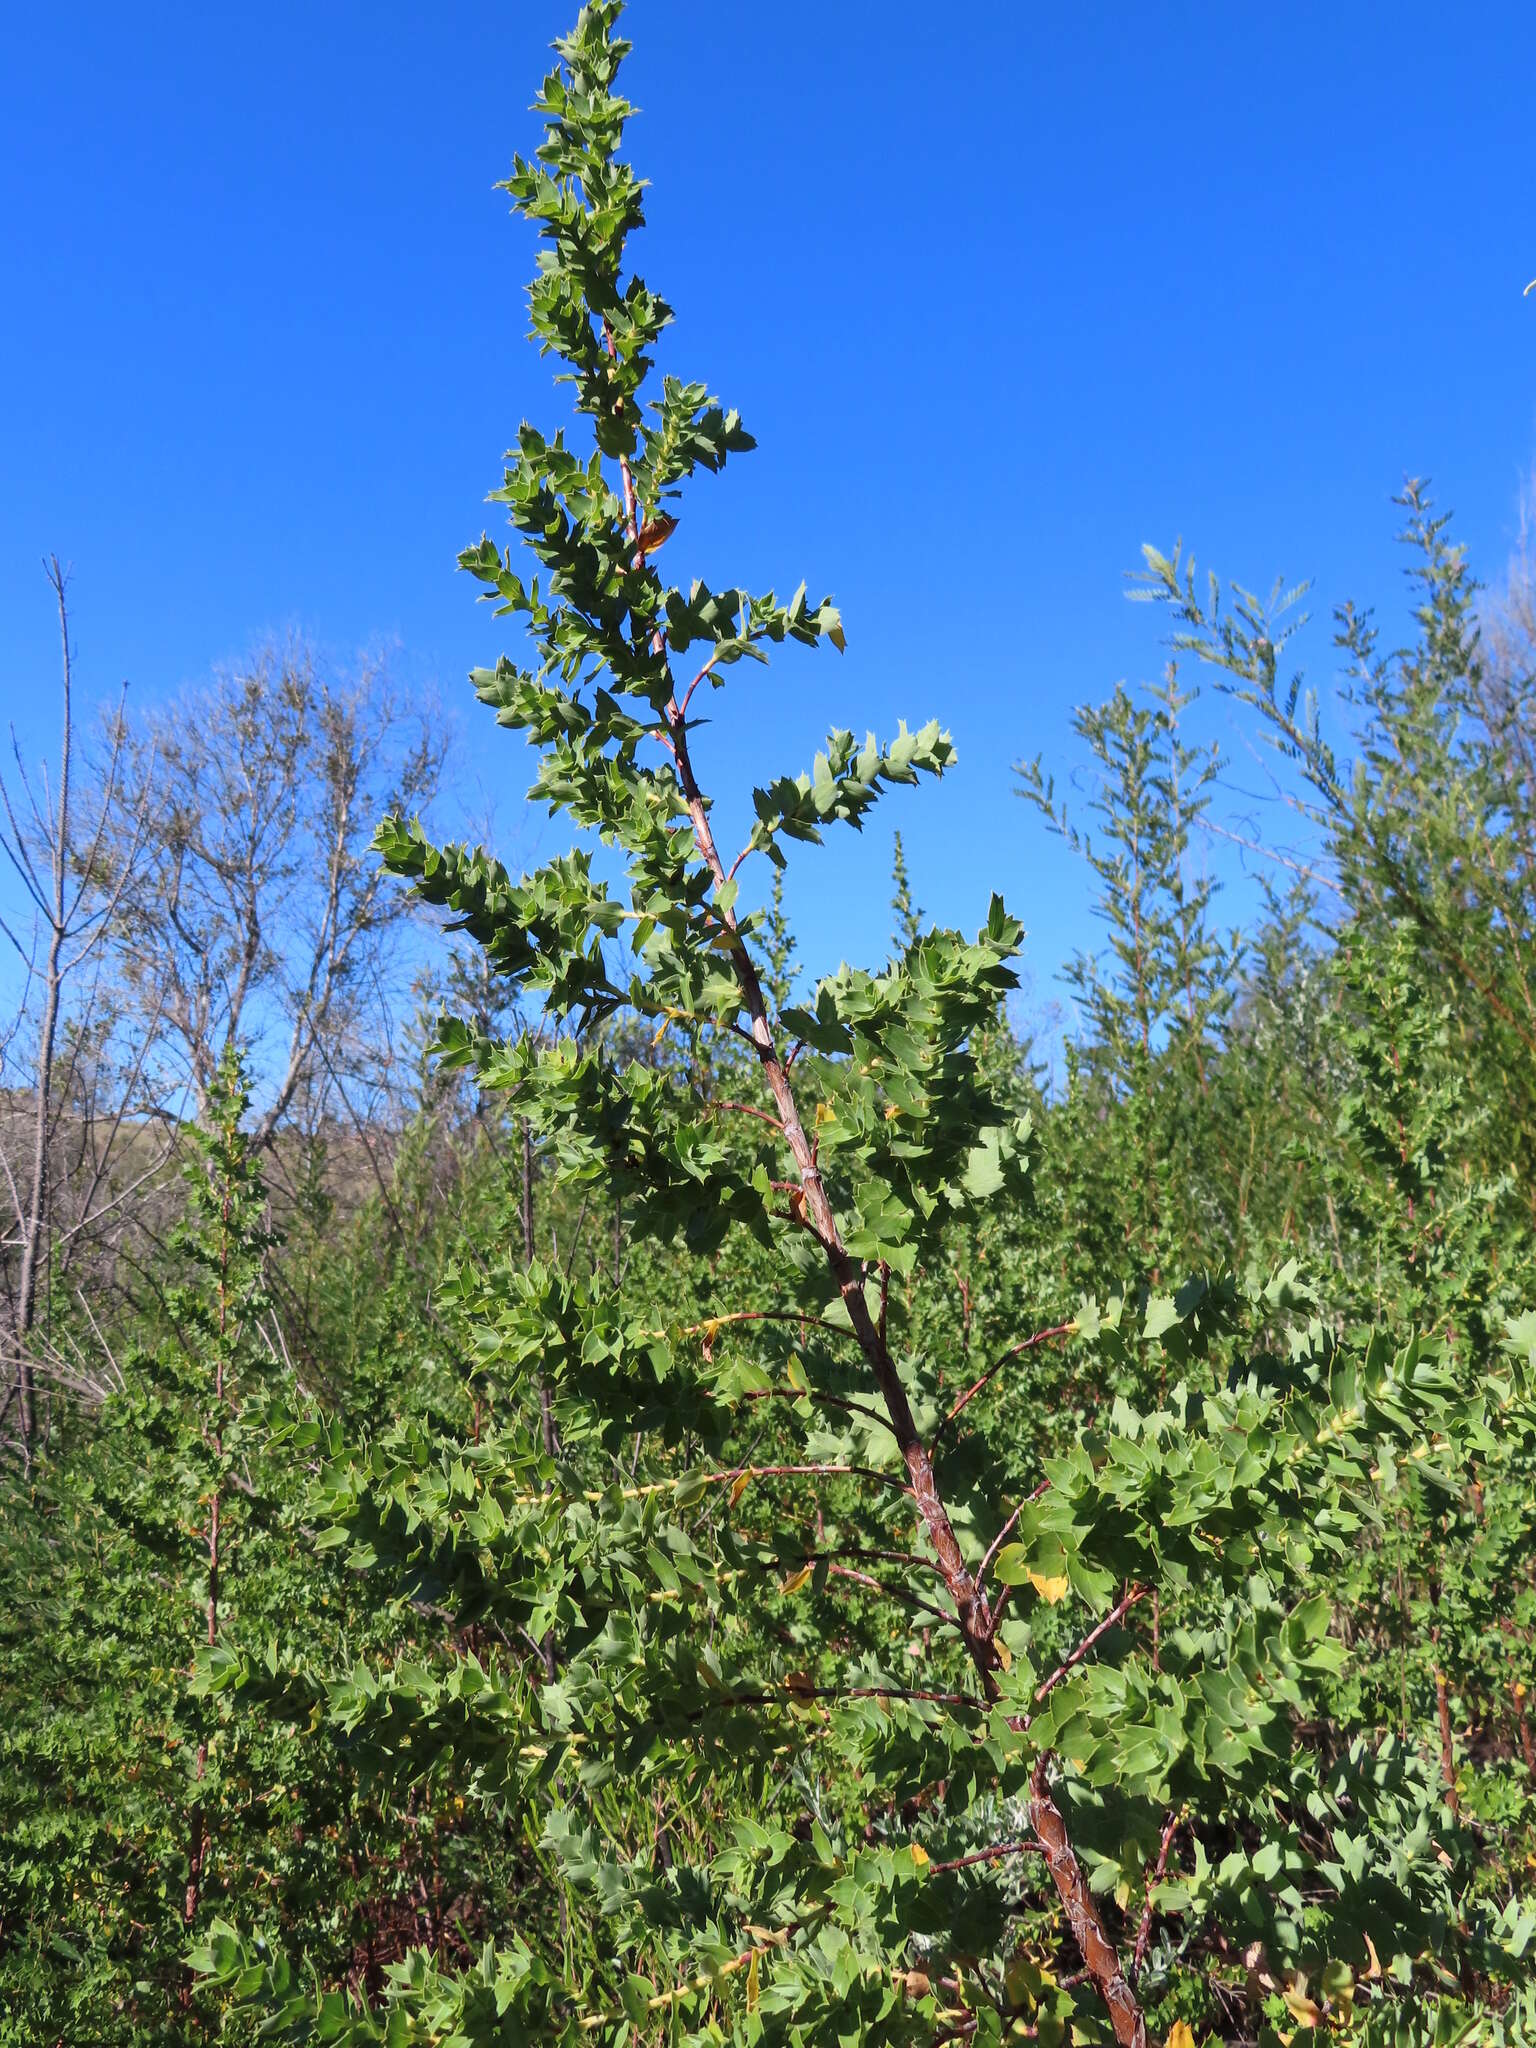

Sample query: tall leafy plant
[1017,670,1237,1288]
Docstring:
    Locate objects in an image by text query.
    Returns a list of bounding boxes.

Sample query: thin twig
[925,1837,1042,1877]
[824,1561,956,1628]
[976,1476,1052,1599]
[728,1384,898,1437]
[940,1321,1076,1437]
[706,1097,786,1135]
[1029,1585,1146,1719]
[1131,1807,1181,1980]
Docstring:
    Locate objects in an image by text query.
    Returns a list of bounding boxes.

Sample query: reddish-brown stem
[1131,1808,1180,1980]
[940,1321,1076,1436]
[825,1561,958,1627]
[976,1509,1023,1596]
[1030,1760,1147,2048]
[676,650,721,721]
[975,1477,1053,1600]
[669,681,1139,2028]
[738,1544,949,1588]
[837,1545,949,1581]
[728,1385,897,1437]
[925,1837,1041,1877]
[660,703,996,1655]
[603,358,1143,2045]
[708,1097,786,1134]
[1031,1586,1146,1720]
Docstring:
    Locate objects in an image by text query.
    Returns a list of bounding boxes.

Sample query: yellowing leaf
[1028,1570,1071,1605]
[909,1842,930,1870]
[727,1472,752,1509]
[1166,2024,1196,2048]
[781,1565,813,1596]
[1282,1988,1321,2026]
[745,1948,759,2011]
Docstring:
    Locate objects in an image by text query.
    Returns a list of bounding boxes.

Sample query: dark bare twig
[925,1837,1042,1877]
[939,1320,1076,1438]
[1028,1585,1146,1720]
[1132,1808,1181,1980]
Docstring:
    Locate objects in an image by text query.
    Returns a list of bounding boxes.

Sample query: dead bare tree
[99,637,448,1151]
[0,560,159,1469]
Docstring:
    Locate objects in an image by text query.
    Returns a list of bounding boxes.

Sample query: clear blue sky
[5,2,1535,1056]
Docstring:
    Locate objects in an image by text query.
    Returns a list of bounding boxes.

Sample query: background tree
[1137,490,1536,1211]
[1017,667,1238,1287]
[0,558,163,1470]
[890,830,923,953]
[100,636,447,1146]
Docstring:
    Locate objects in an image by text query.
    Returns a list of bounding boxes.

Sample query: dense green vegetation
[3,6,1534,2043]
